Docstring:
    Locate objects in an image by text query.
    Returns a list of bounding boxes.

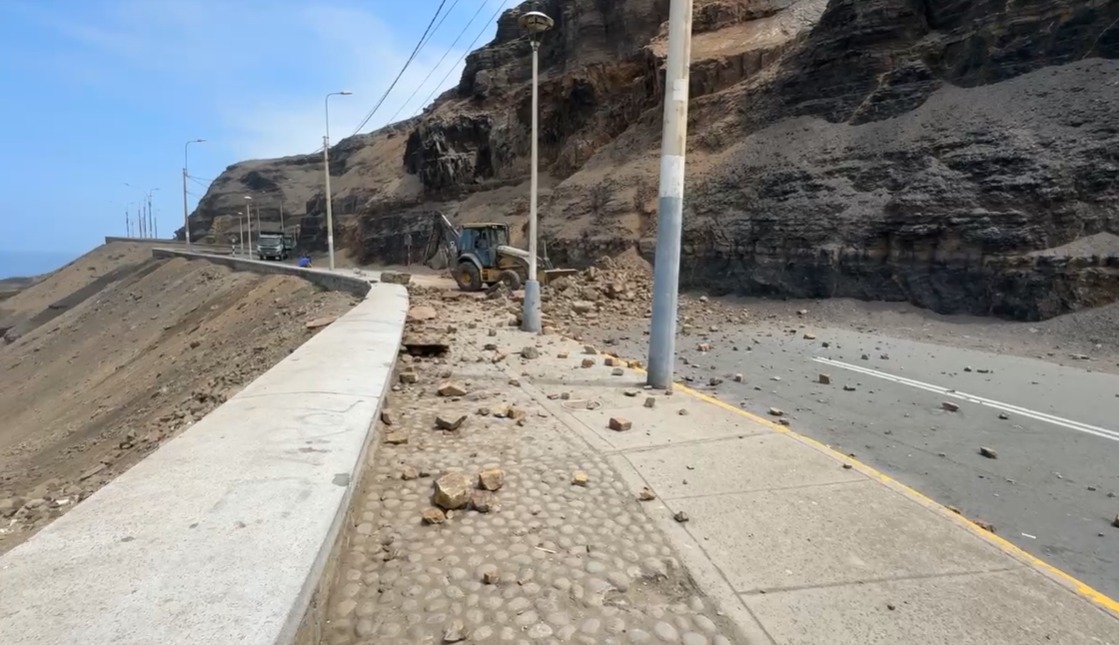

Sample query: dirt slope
[0,243,356,553]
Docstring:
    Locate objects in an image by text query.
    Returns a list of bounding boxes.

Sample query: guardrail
[0,249,408,645]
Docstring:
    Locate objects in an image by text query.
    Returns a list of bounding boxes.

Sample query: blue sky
[0,0,505,277]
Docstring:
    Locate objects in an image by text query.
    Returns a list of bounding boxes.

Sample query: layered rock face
[186,0,1119,320]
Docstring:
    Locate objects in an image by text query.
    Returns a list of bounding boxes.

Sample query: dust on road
[0,243,356,553]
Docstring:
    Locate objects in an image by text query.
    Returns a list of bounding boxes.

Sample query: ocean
[0,250,78,280]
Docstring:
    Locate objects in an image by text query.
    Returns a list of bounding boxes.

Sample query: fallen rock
[733,373,744,382]
[572,471,589,486]
[644,397,656,409]
[572,301,595,314]
[611,367,625,376]
[305,316,337,330]
[438,382,468,397]
[998,413,1009,420]
[398,371,418,385]
[768,407,785,417]
[521,346,540,359]
[557,351,569,359]
[1112,515,1119,529]
[406,305,437,322]
[673,511,689,523]
[608,417,633,432]
[385,432,408,445]
[941,401,960,412]
[698,343,711,352]
[979,446,998,459]
[818,373,831,385]
[400,465,419,480]
[709,376,723,386]
[604,356,618,366]
[478,467,505,491]
[638,487,657,501]
[443,619,467,642]
[435,414,467,431]
[434,471,472,510]
[843,385,857,392]
[581,358,596,368]
[678,408,689,416]
[481,566,500,585]
[422,507,446,524]
[624,389,640,397]
[380,271,412,285]
[470,491,499,513]
[803,333,816,340]
[973,519,996,533]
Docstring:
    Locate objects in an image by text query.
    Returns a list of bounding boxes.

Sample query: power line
[412,0,509,118]
[350,0,450,136]
[387,0,488,123]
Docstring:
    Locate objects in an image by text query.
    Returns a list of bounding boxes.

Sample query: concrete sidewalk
[469,323,1119,644]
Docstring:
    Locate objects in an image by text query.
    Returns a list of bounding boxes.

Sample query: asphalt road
[590,322,1119,601]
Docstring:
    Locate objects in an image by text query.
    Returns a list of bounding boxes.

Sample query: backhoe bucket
[542,268,578,285]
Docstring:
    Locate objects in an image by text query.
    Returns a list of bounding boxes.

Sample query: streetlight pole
[244,195,254,258]
[647,0,694,389]
[518,10,554,333]
[147,187,159,239]
[237,211,245,256]
[323,90,352,271]
[184,139,205,250]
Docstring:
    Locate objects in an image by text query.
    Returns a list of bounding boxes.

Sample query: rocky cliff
[184,0,1119,320]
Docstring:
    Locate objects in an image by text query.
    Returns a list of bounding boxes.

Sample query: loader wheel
[454,262,483,292]
[498,270,521,291]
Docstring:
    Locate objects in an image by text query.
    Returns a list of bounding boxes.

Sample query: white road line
[813,356,1119,443]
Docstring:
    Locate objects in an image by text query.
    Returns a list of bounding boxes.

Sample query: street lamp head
[244,195,253,201]
[339,90,353,96]
[194,139,206,143]
[519,10,554,37]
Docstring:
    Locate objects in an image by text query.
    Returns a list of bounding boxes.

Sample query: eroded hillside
[183,0,1119,320]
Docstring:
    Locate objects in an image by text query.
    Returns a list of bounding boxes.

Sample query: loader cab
[457,224,509,269]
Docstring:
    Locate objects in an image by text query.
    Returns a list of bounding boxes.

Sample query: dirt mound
[0,247,355,553]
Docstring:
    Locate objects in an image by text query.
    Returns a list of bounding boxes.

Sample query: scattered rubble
[305,316,337,330]
[520,346,539,359]
[434,471,471,510]
[434,414,467,431]
[478,467,505,491]
[941,401,960,412]
[421,507,446,524]
[609,417,633,432]
[673,511,689,523]
[437,382,468,397]
[638,487,657,501]
[979,446,998,459]
[385,431,408,445]
[818,374,831,385]
[572,471,589,486]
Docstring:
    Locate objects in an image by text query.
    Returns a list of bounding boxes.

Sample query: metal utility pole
[139,203,146,238]
[238,211,245,256]
[244,195,253,257]
[517,10,555,333]
[279,199,285,234]
[323,91,352,271]
[647,0,694,389]
[184,139,205,250]
[125,209,130,237]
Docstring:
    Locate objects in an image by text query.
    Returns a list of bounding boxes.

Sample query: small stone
[521,346,540,359]
[880,353,890,360]
[644,397,656,409]
[708,376,723,386]
[557,352,569,359]
[478,467,505,491]
[434,471,472,510]
[964,366,973,372]
[582,345,598,355]
[488,328,497,336]
[443,619,467,642]
[979,446,998,459]
[843,385,856,391]
[398,372,418,384]
[438,382,468,397]
[572,471,589,486]
[998,413,1009,420]
[818,373,831,385]
[572,301,595,314]
[861,353,869,360]
[948,505,961,514]
[624,389,640,397]
[604,356,618,366]
[1111,515,1119,529]
[941,401,960,412]
[611,367,625,376]
[887,603,896,611]
[581,358,596,368]
[481,565,500,584]
[796,309,807,316]
[638,487,657,501]
[803,333,816,340]
[385,431,408,445]
[678,408,688,415]
[305,315,337,330]
[698,343,711,352]
[470,490,499,513]
[768,407,784,417]
[732,373,744,382]
[609,417,632,432]
[380,409,395,426]
[435,414,467,431]
[673,511,689,523]
[974,519,996,533]
[422,507,446,524]
[842,463,853,470]
[401,465,419,480]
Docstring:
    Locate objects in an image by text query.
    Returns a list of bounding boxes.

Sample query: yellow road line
[618,358,1119,618]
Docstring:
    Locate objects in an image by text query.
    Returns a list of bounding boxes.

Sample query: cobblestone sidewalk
[320,303,743,644]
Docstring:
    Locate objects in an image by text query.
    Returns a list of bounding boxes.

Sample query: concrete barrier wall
[152,248,373,297]
[0,252,408,645]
